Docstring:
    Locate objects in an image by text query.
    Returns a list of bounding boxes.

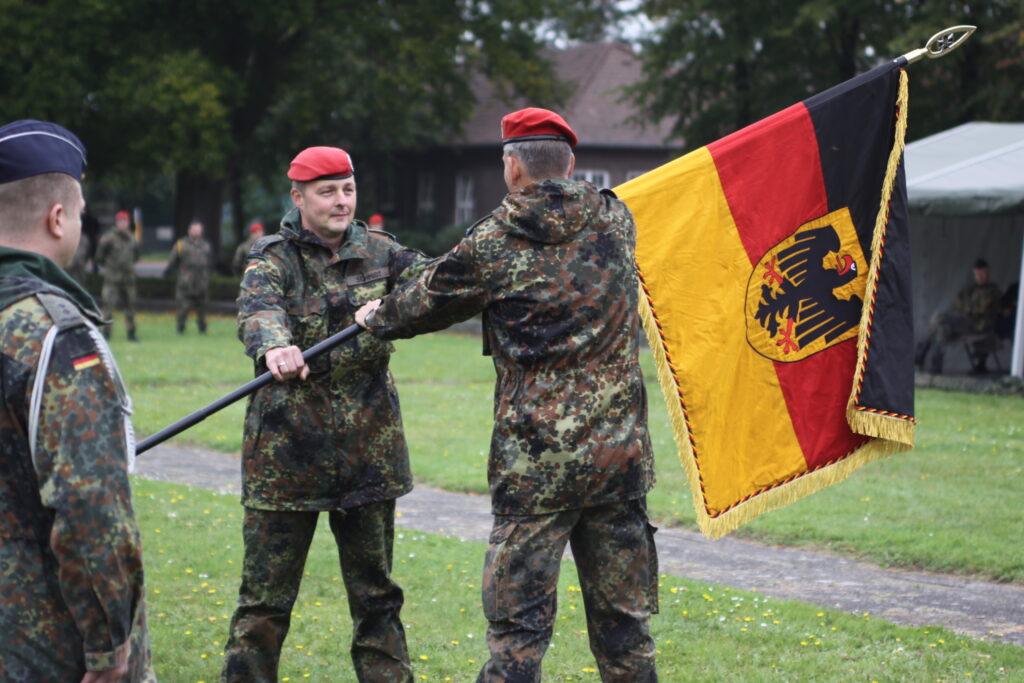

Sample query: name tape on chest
[345,267,389,287]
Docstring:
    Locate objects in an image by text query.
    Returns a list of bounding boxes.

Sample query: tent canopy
[906,122,1024,216]
[905,121,1024,379]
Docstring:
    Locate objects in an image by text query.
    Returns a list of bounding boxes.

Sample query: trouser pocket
[482,516,520,622]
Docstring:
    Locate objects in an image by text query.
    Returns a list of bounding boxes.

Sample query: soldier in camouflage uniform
[221,146,428,683]
[357,108,659,682]
[96,209,140,340]
[165,218,213,333]
[916,258,1003,373]
[0,119,154,682]
[232,221,264,275]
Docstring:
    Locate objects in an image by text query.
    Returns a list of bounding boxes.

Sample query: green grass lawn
[135,478,1023,682]
[116,313,1024,582]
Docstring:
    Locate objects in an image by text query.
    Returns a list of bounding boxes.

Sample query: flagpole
[897,25,976,65]
[134,324,364,456]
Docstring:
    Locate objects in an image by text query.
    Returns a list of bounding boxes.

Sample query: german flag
[616,62,915,538]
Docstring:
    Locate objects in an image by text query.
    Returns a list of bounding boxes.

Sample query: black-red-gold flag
[616,62,915,538]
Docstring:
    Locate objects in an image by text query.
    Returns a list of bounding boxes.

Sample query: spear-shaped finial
[898,25,977,65]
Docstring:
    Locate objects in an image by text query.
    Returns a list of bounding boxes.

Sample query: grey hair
[503,140,573,180]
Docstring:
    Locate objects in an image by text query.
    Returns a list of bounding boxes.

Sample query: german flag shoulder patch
[72,353,101,371]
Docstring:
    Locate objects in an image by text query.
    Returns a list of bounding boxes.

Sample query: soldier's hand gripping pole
[134,324,364,456]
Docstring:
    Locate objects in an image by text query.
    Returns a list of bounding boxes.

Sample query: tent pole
[1011,232,1024,379]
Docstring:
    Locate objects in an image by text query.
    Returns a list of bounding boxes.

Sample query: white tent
[905,122,1024,378]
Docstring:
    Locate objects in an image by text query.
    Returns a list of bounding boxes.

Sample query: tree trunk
[174,170,226,272]
[230,162,245,247]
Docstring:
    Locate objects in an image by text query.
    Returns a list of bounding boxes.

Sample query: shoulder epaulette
[367,228,399,242]
[465,215,491,237]
[35,292,87,332]
[251,233,287,254]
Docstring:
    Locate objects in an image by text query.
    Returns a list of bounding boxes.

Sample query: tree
[627,1,1024,148]
[1,0,571,260]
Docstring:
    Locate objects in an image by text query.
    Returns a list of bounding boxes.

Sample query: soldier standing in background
[0,119,154,681]
[357,108,659,682]
[165,218,212,334]
[96,209,140,341]
[232,221,264,275]
[221,146,429,682]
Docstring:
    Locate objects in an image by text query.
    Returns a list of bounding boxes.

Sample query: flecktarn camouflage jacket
[366,178,656,515]
[0,246,153,681]
[236,213,429,511]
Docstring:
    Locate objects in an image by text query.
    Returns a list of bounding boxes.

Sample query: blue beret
[0,119,87,184]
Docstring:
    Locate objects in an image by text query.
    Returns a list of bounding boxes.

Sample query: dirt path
[136,444,1024,647]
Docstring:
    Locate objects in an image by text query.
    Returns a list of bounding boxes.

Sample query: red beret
[248,222,264,233]
[368,213,383,224]
[115,210,130,220]
[501,107,577,148]
[287,146,354,181]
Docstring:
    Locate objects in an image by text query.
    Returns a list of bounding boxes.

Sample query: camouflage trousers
[101,278,136,337]
[221,501,412,683]
[175,290,208,332]
[478,497,659,683]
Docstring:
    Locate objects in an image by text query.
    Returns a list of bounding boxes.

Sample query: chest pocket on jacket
[345,267,389,307]
[284,297,327,370]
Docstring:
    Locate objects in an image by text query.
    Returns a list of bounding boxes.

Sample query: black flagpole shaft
[134,324,364,456]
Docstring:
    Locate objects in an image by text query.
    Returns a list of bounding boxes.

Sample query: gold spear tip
[899,25,977,65]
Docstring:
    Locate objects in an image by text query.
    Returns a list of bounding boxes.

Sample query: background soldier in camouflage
[357,108,659,682]
[221,146,428,683]
[0,119,154,682]
[165,218,213,333]
[916,257,1004,373]
[232,221,265,275]
[96,209,140,340]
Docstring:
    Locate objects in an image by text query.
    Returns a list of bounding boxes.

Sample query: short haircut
[0,173,80,237]
[291,180,307,193]
[504,140,573,180]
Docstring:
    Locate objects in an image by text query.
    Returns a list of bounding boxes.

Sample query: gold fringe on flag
[847,68,916,448]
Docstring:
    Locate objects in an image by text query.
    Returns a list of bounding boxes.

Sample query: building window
[417,171,435,221]
[572,169,611,188]
[454,173,475,226]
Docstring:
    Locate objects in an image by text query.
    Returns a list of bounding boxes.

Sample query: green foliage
[118,315,1024,583]
[135,477,1024,681]
[630,1,1024,148]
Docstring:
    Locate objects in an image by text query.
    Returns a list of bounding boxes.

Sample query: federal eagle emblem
[745,208,868,362]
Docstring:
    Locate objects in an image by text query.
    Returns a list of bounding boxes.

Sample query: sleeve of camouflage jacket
[30,326,146,672]
[163,240,180,278]
[94,235,109,269]
[369,231,495,339]
[237,252,293,360]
